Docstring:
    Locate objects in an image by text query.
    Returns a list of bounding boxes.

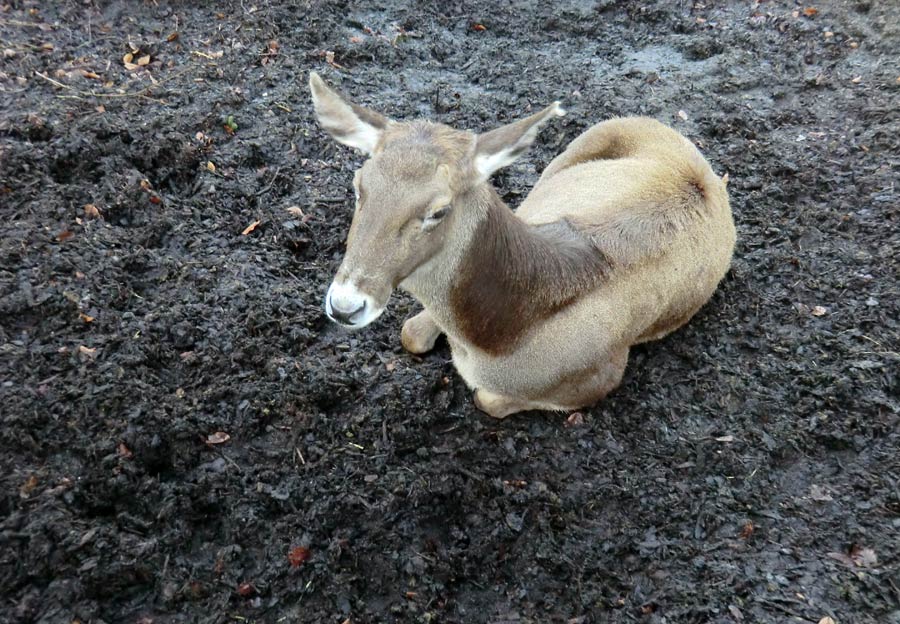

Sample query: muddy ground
[1,0,898,622]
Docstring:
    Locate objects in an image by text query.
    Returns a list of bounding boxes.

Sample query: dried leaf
[206,161,216,173]
[811,305,827,316]
[95,104,106,113]
[206,431,231,445]
[242,219,261,235]
[83,203,101,218]
[137,54,151,66]
[809,484,833,501]
[124,61,139,71]
[123,52,133,64]
[854,547,877,567]
[803,7,819,16]
[285,205,305,217]
[288,546,310,567]
[20,475,39,498]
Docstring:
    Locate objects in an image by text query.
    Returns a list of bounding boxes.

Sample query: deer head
[309,72,564,328]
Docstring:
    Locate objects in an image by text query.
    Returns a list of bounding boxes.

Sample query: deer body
[310,73,735,418]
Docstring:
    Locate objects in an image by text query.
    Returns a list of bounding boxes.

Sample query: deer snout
[325,280,385,329]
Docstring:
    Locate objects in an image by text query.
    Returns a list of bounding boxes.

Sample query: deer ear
[473,101,565,180]
[309,72,390,154]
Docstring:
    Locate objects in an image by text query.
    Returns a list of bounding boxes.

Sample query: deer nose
[329,296,366,325]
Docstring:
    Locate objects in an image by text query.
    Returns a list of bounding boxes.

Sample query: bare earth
[1,1,898,622]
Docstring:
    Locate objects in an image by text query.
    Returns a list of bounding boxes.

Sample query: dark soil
[1,1,898,622]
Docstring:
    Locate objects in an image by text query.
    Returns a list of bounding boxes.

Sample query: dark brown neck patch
[450,192,612,355]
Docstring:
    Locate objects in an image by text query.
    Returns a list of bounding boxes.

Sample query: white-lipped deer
[310,72,735,419]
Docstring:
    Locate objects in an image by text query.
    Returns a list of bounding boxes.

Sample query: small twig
[255,167,282,197]
[34,71,73,91]
[0,19,49,27]
[35,66,195,101]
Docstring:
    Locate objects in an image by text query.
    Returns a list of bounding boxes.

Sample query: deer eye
[430,206,449,220]
[422,205,451,231]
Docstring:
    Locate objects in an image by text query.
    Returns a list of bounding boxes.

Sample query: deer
[309,72,736,419]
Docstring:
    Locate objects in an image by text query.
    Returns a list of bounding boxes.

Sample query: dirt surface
[1,0,898,622]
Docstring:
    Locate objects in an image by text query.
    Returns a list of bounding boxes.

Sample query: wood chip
[206,431,230,444]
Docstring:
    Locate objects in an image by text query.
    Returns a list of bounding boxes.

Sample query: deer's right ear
[309,72,389,154]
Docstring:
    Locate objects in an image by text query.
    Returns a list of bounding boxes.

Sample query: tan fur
[309,73,736,418]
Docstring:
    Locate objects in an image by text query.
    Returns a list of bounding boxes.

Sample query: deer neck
[402,184,610,355]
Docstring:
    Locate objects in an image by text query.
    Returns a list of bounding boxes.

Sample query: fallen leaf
[206,161,216,173]
[827,544,877,568]
[809,484,833,501]
[854,547,877,567]
[137,54,151,66]
[123,52,133,64]
[811,305,827,316]
[324,50,344,69]
[285,205,304,217]
[124,62,139,71]
[83,203,101,218]
[95,104,105,113]
[715,435,734,442]
[242,219,261,235]
[206,431,231,445]
[803,7,819,16]
[20,475,39,498]
[288,546,310,568]
[56,230,74,242]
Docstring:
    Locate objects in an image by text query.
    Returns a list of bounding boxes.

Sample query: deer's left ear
[309,72,390,154]
[473,101,566,180]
